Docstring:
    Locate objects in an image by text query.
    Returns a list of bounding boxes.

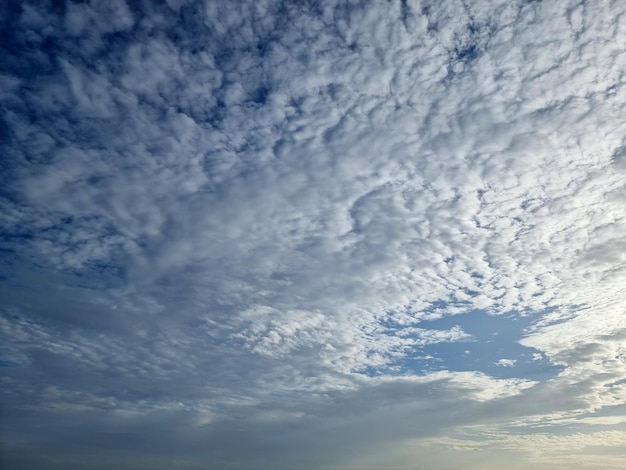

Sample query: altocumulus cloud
[1,1,626,469]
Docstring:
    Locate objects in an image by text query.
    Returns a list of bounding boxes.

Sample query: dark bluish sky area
[2,1,626,469]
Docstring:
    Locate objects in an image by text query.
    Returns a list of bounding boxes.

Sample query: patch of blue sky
[385,310,563,381]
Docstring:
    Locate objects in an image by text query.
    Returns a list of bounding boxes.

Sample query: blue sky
[1,1,626,469]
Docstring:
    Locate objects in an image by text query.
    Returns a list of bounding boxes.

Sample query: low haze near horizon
[1,1,626,469]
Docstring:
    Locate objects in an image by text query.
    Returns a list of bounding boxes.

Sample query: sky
[1,0,626,469]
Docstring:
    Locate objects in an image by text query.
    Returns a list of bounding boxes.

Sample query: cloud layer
[2,1,626,468]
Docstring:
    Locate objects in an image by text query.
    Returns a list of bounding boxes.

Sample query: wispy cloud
[2,0,625,468]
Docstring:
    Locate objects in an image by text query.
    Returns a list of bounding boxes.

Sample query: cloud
[496,359,517,367]
[416,428,626,470]
[1,0,626,468]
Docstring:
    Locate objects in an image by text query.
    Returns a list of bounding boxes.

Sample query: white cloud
[417,428,626,470]
[2,0,626,468]
[496,359,516,367]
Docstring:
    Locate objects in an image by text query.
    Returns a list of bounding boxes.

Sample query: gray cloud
[2,0,626,468]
